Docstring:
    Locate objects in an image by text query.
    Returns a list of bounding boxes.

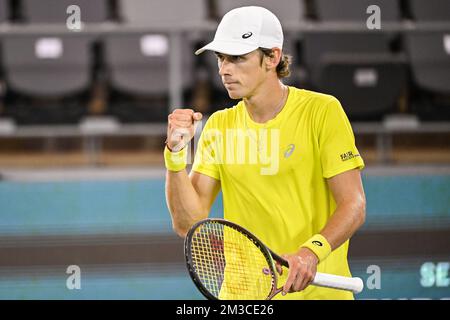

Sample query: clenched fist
[166,109,202,152]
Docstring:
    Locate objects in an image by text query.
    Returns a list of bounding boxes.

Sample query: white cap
[195,6,284,56]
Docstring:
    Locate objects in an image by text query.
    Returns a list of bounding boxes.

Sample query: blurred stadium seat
[216,0,306,24]
[20,0,110,24]
[101,0,206,122]
[2,35,95,124]
[118,0,208,26]
[303,32,407,120]
[303,32,390,83]
[409,0,450,22]
[314,0,401,22]
[406,31,450,95]
[405,30,450,120]
[0,0,8,23]
[318,53,407,120]
[103,33,193,123]
[0,40,4,116]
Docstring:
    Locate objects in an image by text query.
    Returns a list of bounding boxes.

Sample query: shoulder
[287,88,349,134]
[203,102,243,128]
[290,87,340,110]
[288,88,346,124]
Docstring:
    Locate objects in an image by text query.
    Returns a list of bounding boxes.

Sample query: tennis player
[165,6,366,300]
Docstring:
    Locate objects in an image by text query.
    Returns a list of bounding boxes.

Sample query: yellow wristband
[164,146,188,172]
[300,234,332,262]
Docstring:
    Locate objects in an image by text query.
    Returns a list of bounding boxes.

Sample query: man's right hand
[167,109,203,152]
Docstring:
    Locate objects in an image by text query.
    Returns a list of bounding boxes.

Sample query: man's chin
[226,90,242,100]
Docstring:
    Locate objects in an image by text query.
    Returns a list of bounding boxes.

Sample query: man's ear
[264,48,282,71]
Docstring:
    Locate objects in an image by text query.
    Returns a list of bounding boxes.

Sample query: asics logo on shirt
[284,144,295,158]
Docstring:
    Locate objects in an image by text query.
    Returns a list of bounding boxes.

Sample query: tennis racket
[184,218,364,300]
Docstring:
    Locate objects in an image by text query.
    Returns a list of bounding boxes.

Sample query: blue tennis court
[0,168,448,299]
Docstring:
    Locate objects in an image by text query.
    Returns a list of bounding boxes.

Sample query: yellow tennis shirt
[192,87,365,299]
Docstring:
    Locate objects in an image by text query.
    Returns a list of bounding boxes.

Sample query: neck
[243,80,288,123]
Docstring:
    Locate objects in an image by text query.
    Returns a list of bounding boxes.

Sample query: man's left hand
[279,247,319,295]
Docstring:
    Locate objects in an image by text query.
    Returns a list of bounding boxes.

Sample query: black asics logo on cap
[312,241,323,247]
[242,32,253,39]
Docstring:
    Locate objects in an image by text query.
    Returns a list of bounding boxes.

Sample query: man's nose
[218,59,231,76]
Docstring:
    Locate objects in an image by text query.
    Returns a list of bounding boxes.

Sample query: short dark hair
[258,48,292,79]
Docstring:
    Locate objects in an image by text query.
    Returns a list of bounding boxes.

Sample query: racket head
[184,218,279,300]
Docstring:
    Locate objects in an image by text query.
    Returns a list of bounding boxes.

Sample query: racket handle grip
[312,272,364,294]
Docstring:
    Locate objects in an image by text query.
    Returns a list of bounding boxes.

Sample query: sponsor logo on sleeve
[340,151,360,162]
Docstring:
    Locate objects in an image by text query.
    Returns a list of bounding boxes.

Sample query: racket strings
[190,222,275,299]
[193,228,225,295]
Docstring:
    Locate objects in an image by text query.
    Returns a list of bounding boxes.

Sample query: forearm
[284,197,365,293]
[320,199,366,251]
[165,169,208,237]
